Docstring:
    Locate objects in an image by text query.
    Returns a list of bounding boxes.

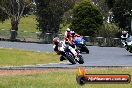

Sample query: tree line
[0,0,132,41]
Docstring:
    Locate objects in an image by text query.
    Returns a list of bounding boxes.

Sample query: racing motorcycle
[121,36,132,53]
[60,46,84,64]
[74,37,89,54]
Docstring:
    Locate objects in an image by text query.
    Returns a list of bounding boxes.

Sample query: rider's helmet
[122,31,128,37]
[122,31,127,34]
[66,28,71,32]
[53,37,60,45]
[66,28,71,38]
[71,31,75,36]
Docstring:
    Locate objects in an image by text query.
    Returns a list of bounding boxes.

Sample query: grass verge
[0,15,37,32]
[0,68,131,88]
[0,48,59,66]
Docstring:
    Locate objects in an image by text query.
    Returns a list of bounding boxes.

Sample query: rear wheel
[66,54,76,64]
[77,55,84,64]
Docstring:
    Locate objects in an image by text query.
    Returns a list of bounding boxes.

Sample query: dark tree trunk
[10,18,19,41]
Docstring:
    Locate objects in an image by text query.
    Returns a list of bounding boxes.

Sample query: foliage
[61,0,82,26]
[0,0,33,22]
[97,23,121,38]
[70,0,103,36]
[106,0,115,9]
[0,15,37,32]
[35,0,75,37]
[112,0,132,30]
[0,9,8,22]
[92,0,109,21]
[0,15,39,42]
[0,0,34,40]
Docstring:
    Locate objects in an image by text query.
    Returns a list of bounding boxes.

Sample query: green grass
[0,15,37,32]
[0,68,132,88]
[0,48,59,66]
[0,15,67,33]
[0,15,69,40]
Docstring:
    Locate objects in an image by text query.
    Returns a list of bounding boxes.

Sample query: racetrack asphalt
[0,41,132,69]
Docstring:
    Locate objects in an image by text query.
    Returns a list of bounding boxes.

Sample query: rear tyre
[66,54,76,64]
[77,55,84,64]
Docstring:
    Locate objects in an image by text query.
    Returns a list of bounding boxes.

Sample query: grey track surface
[0,41,54,52]
[0,41,132,69]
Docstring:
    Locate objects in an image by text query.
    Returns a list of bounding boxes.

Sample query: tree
[0,0,34,41]
[112,0,132,30]
[92,0,109,21]
[97,23,120,38]
[70,0,103,36]
[35,0,75,38]
[106,0,115,9]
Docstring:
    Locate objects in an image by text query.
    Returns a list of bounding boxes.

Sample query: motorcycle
[60,46,84,64]
[74,37,89,54]
[121,36,132,53]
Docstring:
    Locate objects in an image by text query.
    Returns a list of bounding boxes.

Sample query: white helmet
[66,28,70,32]
[122,31,128,34]
[71,31,75,35]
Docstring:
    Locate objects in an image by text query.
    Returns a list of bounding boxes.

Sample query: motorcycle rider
[71,31,81,38]
[53,37,78,61]
[121,31,129,41]
[121,31,130,46]
[64,28,71,37]
[70,31,89,53]
[121,31,131,51]
[64,28,75,46]
[71,31,81,45]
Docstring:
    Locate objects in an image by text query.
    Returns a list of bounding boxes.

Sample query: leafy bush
[70,0,103,36]
[97,23,121,38]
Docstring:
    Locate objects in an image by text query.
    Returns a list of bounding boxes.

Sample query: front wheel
[129,47,132,53]
[66,54,76,64]
[77,55,84,64]
[83,46,89,54]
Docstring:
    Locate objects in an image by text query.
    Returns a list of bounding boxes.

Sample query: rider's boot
[60,56,66,61]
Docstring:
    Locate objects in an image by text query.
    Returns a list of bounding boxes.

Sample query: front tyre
[129,47,132,53]
[66,54,76,64]
[77,55,84,64]
[84,46,89,54]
